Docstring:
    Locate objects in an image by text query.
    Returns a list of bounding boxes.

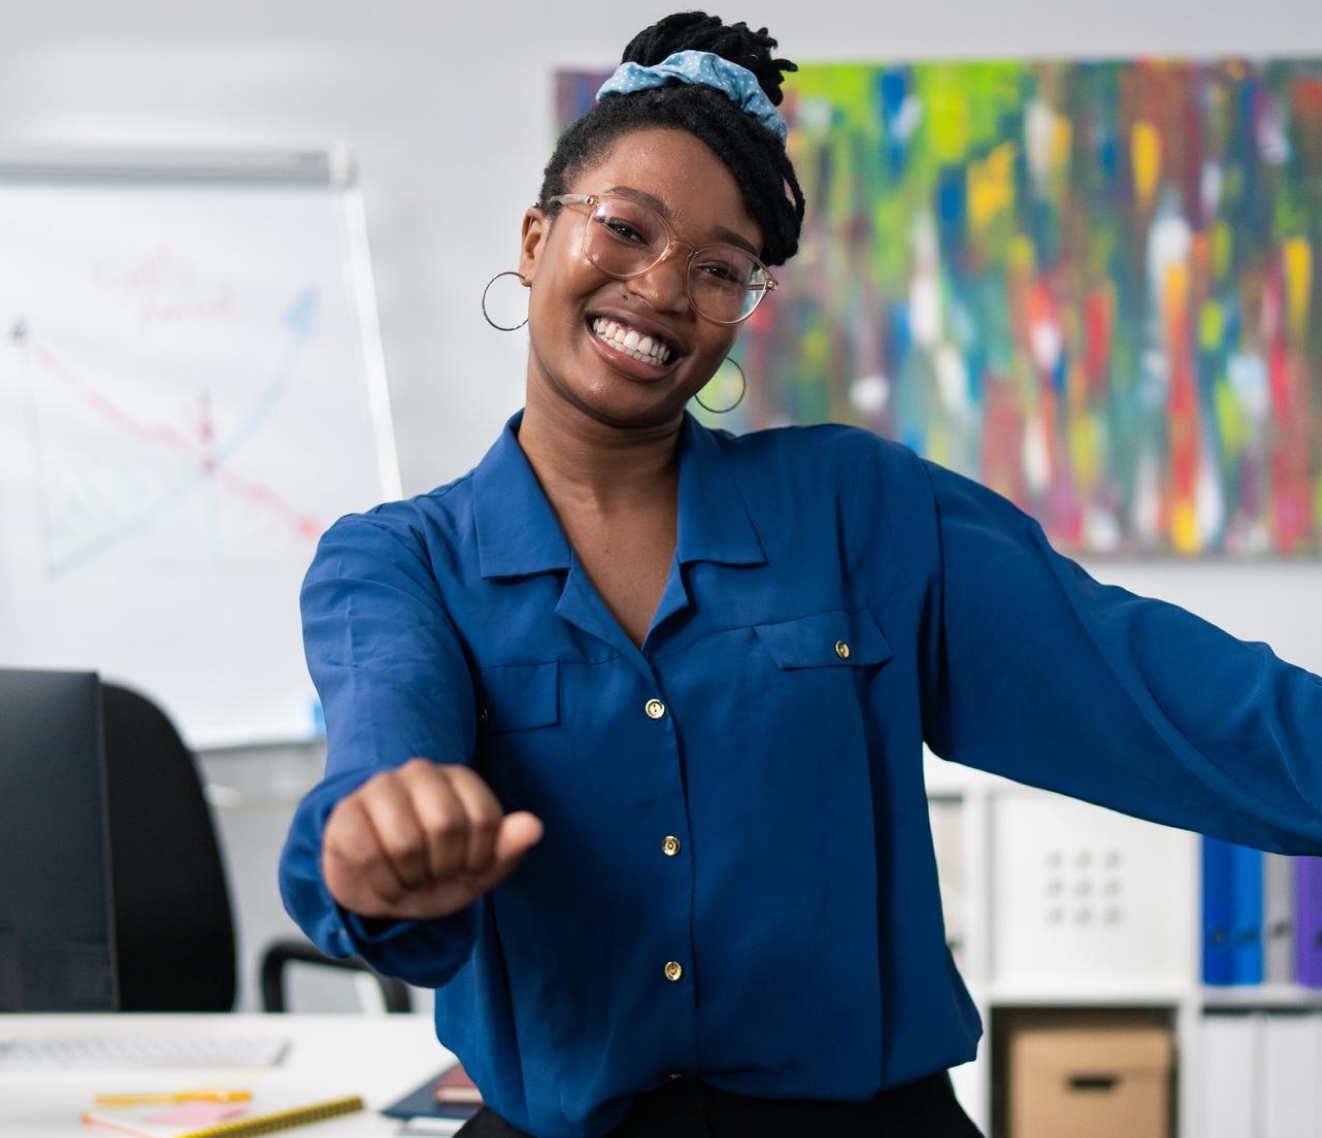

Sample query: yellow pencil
[93,1090,252,1107]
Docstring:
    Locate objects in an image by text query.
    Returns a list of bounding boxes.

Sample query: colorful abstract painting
[556,61,1322,557]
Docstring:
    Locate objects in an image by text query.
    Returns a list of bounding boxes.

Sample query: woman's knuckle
[356,844,385,872]
[431,808,465,836]
[470,812,500,834]
[381,832,419,860]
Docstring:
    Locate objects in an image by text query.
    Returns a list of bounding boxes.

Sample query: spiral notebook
[80,1091,364,1138]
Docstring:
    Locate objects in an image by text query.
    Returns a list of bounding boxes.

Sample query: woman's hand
[321,758,544,921]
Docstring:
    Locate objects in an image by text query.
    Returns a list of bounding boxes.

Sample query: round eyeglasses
[548,192,779,325]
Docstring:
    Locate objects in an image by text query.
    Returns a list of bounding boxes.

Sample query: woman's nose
[626,245,690,313]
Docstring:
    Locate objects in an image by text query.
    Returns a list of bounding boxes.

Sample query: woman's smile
[583,313,686,383]
[591,316,672,366]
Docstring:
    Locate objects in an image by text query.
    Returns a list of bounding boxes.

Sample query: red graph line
[32,344,321,540]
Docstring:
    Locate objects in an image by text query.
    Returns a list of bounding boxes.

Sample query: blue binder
[1202,836,1264,985]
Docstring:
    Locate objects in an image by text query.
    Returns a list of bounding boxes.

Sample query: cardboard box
[1009,1022,1173,1138]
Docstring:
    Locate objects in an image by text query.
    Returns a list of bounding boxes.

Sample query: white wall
[3,1,1317,653]
[4,0,1320,1007]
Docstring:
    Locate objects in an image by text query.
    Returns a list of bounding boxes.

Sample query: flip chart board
[0,147,400,747]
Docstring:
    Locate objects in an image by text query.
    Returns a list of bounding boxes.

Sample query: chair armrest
[259,937,413,1014]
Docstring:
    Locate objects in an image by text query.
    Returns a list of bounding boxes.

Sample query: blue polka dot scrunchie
[594,49,789,145]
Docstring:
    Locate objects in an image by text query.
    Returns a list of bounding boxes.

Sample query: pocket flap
[752,609,894,670]
[475,661,560,732]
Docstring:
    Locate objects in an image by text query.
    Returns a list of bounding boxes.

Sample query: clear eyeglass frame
[547,192,779,325]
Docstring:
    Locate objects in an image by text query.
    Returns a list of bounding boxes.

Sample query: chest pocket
[752,608,894,670]
[475,661,560,732]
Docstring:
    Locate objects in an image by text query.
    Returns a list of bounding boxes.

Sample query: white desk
[0,1014,453,1138]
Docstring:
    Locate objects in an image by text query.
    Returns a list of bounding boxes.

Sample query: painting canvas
[556,60,1322,557]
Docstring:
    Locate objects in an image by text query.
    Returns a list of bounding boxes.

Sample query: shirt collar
[473,409,572,579]
[673,409,766,568]
[473,408,765,580]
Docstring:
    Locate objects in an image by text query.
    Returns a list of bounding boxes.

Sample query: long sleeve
[278,507,480,987]
[917,458,1322,855]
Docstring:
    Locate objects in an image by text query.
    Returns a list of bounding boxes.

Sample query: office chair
[100,681,410,1014]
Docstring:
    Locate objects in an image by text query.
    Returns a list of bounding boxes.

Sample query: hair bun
[620,11,798,108]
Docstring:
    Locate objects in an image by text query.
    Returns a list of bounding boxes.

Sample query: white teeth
[591,317,671,364]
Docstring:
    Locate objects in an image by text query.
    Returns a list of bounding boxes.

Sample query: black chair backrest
[101,683,236,1011]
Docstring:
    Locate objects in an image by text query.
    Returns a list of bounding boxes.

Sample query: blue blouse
[280,409,1322,1138]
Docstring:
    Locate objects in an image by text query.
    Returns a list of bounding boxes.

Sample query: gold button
[667,1072,684,1080]
[645,698,666,720]
[664,961,684,982]
[662,835,681,856]
[834,640,851,660]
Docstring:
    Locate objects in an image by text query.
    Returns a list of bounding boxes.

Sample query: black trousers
[454,1070,986,1138]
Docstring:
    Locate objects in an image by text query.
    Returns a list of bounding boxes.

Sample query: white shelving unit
[924,746,1322,1137]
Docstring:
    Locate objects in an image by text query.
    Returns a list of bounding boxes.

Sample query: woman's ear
[518,206,548,286]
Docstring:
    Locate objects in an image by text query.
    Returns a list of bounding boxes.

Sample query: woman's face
[518,127,764,430]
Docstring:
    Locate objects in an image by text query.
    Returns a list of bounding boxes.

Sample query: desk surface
[0,1013,451,1138]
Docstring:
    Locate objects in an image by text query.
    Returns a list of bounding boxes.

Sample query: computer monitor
[0,668,117,1011]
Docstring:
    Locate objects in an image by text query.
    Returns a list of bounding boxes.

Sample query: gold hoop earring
[694,357,746,414]
[482,270,529,331]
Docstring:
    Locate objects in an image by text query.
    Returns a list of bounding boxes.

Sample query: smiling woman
[278,10,1322,1138]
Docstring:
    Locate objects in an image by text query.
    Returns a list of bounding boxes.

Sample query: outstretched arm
[279,508,539,988]
[917,458,1322,855]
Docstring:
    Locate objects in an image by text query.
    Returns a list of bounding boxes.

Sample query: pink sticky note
[144,1102,247,1126]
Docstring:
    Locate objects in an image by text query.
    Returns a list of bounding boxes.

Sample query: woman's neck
[516,389,682,513]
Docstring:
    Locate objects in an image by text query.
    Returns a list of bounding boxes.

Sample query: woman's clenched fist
[321,758,544,921]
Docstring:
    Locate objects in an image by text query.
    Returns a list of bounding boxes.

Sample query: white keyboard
[0,1034,290,1068]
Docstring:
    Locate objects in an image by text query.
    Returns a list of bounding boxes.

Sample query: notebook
[381,1059,483,1124]
[80,1090,364,1138]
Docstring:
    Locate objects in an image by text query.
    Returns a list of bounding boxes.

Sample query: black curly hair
[537,11,806,267]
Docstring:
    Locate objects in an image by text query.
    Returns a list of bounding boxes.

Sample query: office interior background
[3,2,1322,1136]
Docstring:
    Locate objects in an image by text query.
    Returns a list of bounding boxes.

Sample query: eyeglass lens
[584,197,767,323]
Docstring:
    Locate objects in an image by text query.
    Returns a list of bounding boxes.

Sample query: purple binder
[1296,857,1322,987]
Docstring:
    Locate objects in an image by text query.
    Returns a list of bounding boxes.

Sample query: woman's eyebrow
[603,184,760,255]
